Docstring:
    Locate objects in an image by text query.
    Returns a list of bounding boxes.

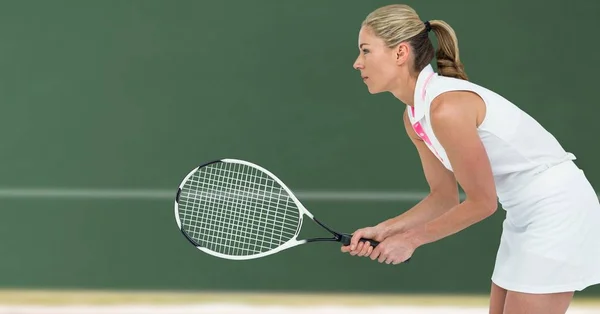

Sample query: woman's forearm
[407,198,497,247]
[378,191,459,238]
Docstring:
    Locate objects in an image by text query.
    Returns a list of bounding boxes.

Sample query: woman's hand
[340,225,387,257]
[368,232,416,264]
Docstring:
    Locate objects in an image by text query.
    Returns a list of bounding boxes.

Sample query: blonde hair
[362,4,468,80]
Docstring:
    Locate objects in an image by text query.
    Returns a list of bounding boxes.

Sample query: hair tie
[424,21,432,32]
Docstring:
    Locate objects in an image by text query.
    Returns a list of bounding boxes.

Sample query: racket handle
[339,233,379,247]
[340,233,411,263]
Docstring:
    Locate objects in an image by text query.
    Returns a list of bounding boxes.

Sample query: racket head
[174,158,310,260]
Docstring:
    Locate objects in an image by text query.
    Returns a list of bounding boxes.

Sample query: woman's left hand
[369,232,417,265]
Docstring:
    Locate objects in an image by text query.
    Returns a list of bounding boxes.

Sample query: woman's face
[353,26,402,94]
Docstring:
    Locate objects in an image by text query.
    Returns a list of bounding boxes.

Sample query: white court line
[0,188,597,202]
[0,188,429,201]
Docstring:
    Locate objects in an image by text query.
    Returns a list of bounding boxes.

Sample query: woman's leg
[489,282,507,314]
[502,290,573,314]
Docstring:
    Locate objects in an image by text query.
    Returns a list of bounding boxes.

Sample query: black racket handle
[340,233,411,263]
[340,233,380,247]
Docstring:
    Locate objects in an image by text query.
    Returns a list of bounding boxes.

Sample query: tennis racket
[174,158,402,261]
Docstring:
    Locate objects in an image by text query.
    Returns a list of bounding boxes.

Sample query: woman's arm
[343,108,460,255]
[376,109,460,238]
[405,91,498,248]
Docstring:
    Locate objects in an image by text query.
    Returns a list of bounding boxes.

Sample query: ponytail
[429,20,468,80]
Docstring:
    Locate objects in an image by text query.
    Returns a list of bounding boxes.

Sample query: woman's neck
[390,74,418,106]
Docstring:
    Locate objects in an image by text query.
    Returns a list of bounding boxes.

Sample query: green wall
[0,0,598,296]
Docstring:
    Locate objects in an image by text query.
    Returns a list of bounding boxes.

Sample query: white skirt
[491,160,600,294]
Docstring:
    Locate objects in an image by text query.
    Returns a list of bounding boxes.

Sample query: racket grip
[339,233,379,247]
[340,233,411,263]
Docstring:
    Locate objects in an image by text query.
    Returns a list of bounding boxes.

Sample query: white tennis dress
[407,64,600,293]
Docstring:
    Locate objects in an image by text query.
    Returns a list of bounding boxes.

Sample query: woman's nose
[353,57,363,70]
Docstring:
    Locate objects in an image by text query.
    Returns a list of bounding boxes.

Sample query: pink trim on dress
[410,72,444,162]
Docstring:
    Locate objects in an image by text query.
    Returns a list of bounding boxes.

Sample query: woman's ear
[394,42,410,66]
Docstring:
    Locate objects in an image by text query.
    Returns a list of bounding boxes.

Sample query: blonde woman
[340,4,600,314]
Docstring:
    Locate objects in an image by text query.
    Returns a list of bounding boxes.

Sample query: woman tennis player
[340,4,600,313]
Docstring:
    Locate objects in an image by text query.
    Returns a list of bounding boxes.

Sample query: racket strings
[178,161,301,256]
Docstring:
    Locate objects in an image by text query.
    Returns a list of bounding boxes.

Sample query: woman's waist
[495,160,581,208]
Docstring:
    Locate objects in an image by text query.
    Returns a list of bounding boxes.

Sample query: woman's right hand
[340,225,387,257]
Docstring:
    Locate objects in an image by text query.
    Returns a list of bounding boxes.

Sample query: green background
[0,0,598,296]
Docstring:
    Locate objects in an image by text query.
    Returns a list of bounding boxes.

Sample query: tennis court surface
[0,290,598,314]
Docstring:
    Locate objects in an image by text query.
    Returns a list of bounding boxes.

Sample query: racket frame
[174,158,350,260]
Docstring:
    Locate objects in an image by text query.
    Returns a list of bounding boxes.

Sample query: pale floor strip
[0,304,597,314]
[0,290,501,306]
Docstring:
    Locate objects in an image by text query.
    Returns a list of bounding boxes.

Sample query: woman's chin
[366,86,383,94]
